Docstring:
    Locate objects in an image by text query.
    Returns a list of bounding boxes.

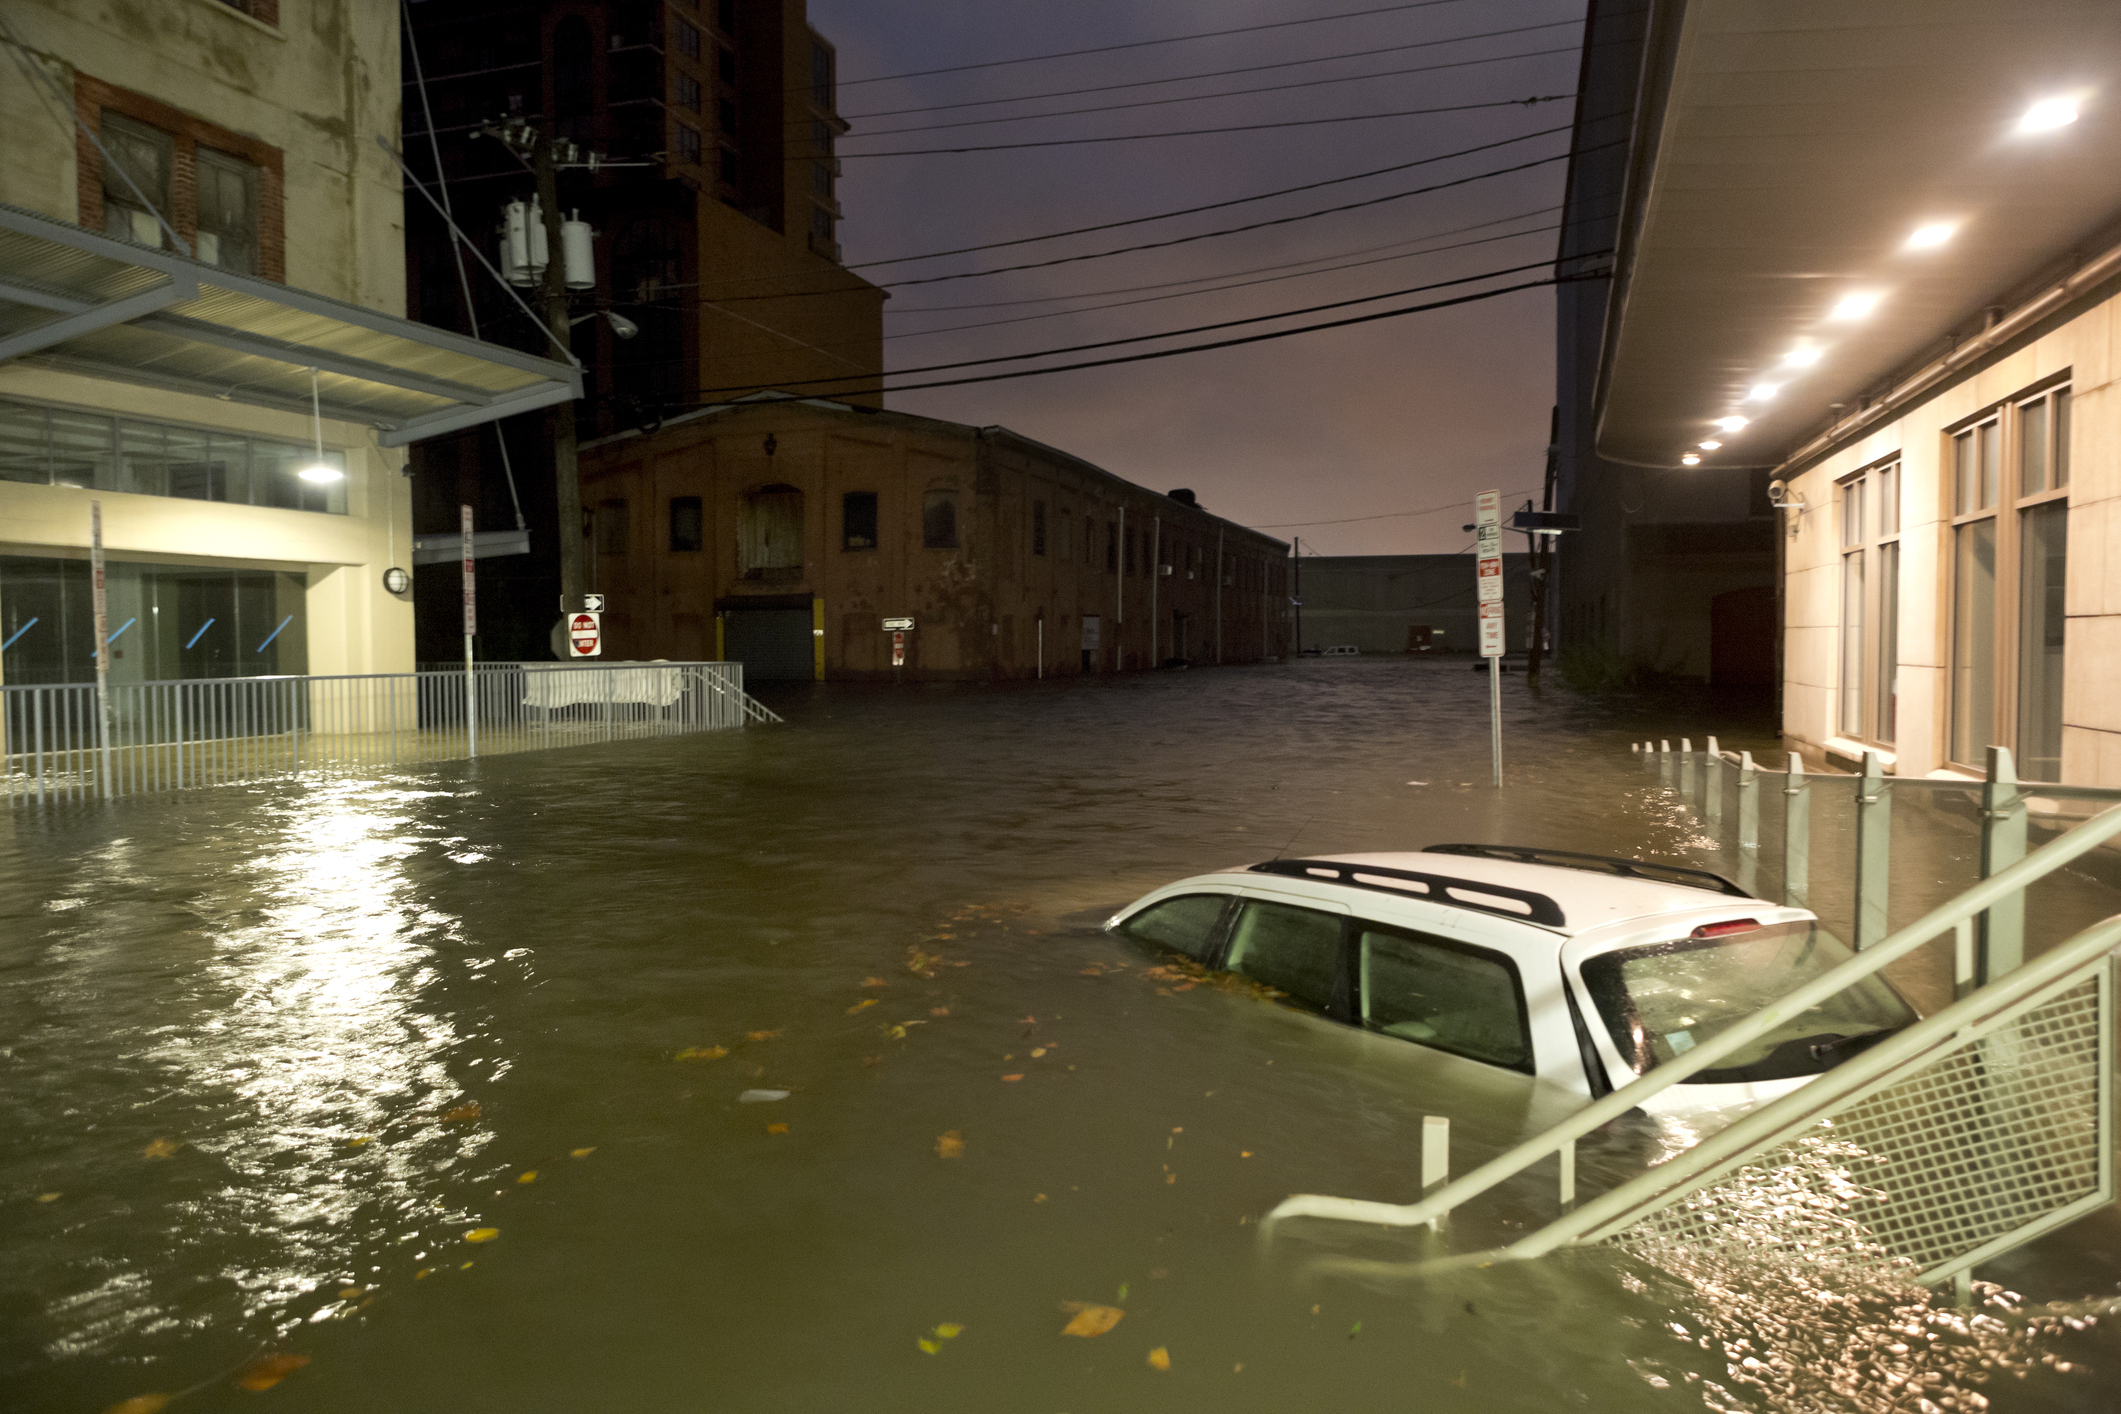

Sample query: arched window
[740,484,804,579]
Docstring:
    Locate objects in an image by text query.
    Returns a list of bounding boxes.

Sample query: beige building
[0,0,573,688]
[578,398,1290,680]
[1561,0,2121,783]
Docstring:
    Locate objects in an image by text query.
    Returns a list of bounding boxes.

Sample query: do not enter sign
[568,611,602,658]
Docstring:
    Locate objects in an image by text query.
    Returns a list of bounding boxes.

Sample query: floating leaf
[142,1139,181,1159]
[675,1046,728,1061]
[516,1171,537,1184]
[571,1147,596,1158]
[1001,1074,1024,1083]
[459,1261,473,1270]
[766,1122,790,1135]
[746,1030,782,1042]
[235,1353,310,1391]
[36,1192,59,1203]
[103,1396,171,1414]
[929,1006,950,1017]
[934,1323,964,1339]
[444,1103,481,1122]
[338,1286,365,1299]
[414,1268,432,1280]
[861,977,889,988]
[1034,1193,1047,1203]
[936,1131,964,1158]
[347,1136,374,1147]
[847,998,879,1013]
[738,1089,790,1104]
[1060,1304,1125,1338]
[1240,1150,1253,1158]
[887,1025,908,1040]
[1348,1321,1362,1338]
[1030,1048,1047,1058]
[1117,1282,1130,1302]
[1147,1347,1171,1371]
[917,1338,941,1355]
[1171,1127,1183,1134]
[464,1227,499,1243]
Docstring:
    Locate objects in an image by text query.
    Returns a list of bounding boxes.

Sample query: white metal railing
[1264,801,2121,1285]
[2,660,779,804]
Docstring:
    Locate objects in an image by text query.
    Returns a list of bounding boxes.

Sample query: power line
[681,274,1577,403]
[842,37,1580,137]
[846,122,1575,272]
[1253,489,1537,528]
[835,93,1571,158]
[835,21,1581,122]
[837,0,1492,88]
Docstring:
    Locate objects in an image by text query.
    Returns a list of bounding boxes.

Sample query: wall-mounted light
[2019,97,2080,133]
[1907,222,1956,250]
[1829,292,1882,321]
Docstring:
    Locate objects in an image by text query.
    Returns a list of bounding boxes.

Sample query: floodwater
[4,658,2120,1413]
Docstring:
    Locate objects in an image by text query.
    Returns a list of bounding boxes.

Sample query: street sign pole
[461,503,477,759]
[90,499,111,798]
[1475,490,1504,788]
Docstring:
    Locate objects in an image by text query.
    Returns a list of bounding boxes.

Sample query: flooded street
[6,659,2121,1412]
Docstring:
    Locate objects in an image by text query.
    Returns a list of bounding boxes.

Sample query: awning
[0,200,580,448]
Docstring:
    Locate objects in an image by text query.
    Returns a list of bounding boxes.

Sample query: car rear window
[1115,893,1228,960]
[1581,922,1915,1084]
[1358,924,1531,1071]
[1224,900,1341,1010]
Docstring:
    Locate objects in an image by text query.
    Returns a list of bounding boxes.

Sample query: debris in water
[571,1147,596,1158]
[142,1139,182,1159]
[443,1103,481,1122]
[1060,1303,1125,1338]
[738,1089,790,1103]
[765,1123,789,1135]
[847,998,879,1013]
[464,1228,499,1243]
[675,1046,727,1061]
[516,1171,537,1184]
[1147,1346,1171,1370]
[936,1131,965,1158]
[235,1354,310,1391]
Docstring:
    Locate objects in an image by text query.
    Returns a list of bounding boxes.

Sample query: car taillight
[1691,918,1761,939]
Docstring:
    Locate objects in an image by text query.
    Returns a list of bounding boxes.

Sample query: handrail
[1264,803,2121,1229]
[1497,911,2121,1264]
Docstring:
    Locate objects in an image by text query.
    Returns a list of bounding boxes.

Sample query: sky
[804,0,1585,555]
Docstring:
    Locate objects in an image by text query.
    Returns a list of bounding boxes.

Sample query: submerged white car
[1105,845,1916,1116]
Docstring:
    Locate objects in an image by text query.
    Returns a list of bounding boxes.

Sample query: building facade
[1562,0,2121,780]
[578,399,1290,680]
[1295,554,1532,656]
[398,0,884,662]
[0,0,572,690]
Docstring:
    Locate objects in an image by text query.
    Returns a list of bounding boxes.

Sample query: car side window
[1358,924,1531,1071]
[1116,893,1230,960]
[1224,900,1343,1011]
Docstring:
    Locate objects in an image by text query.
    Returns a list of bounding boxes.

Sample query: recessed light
[1783,347,1823,368]
[1830,293,1882,320]
[1680,454,1701,466]
[1698,440,1723,450]
[2020,97,2080,133]
[1907,223,1956,250]
[299,464,345,484]
[1715,416,1749,432]
[1746,383,1781,402]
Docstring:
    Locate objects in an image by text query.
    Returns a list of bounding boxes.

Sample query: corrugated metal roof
[0,200,579,446]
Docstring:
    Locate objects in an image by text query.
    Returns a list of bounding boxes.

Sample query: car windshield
[1580,922,1916,1084]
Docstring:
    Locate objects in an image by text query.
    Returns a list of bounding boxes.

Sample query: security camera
[1767,478,1788,504]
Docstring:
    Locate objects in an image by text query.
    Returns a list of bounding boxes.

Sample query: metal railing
[1264,770,2121,1290]
[2,660,779,804]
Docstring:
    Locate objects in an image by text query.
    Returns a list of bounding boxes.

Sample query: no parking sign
[568,611,602,658]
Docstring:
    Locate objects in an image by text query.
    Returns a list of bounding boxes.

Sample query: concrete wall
[578,402,1290,678]
[1782,282,2120,782]
[0,0,414,679]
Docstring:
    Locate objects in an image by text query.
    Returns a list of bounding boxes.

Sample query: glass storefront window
[2017,503,2067,782]
[0,555,308,685]
[1951,519,1997,766]
[0,396,344,514]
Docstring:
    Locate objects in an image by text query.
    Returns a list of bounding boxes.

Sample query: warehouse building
[577,397,1290,680]
[1295,553,1533,655]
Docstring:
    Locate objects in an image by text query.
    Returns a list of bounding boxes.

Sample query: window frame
[668,495,703,553]
[840,490,878,551]
[1835,458,1900,746]
[1353,918,1535,1074]
[1219,896,1352,1020]
[1945,378,2072,776]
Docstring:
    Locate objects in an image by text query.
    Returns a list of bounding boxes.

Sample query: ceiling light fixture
[1783,346,1823,368]
[1715,416,1749,432]
[1830,293,1882,320]
[1746,383,1781,402]
[299,368,344,484]
[1681,454,1701,466]
[2019,97,2080,133]
[1907,222,1956,250]
[1698,440,1723,450]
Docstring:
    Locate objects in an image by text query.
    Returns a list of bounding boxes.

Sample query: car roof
[1239,851,1762,937]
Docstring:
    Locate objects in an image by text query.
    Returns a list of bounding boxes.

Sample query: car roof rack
[1248,858,1567,928]
[1420,844,1751,899]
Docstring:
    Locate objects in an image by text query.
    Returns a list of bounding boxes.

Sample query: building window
[717,0,735,34]
[1106,520,1117,570]
[719,47,737,84]
[675,72,702,113]
[1126,530,1137,576]
[1949,383,2071,778]
[1031,500,1046,556]
[594,499,630,557]
[1,555,305,686]
[674,17,701,58]
[194,148,259,274]
[922,489,958,549]
[842,491,878,550]
[0,395,343,512]
[99,112,174,249]
[1838,462,1899,744]
[669,496,703,552]
[812,160,833,198]
[810,205,833,239]
[675,122,702,165]
[717,98,739,137]
[739,485,804,577]
[811,43,833,103]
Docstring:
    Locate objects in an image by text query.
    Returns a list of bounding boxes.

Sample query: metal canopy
[0,200,580,447]
[1597,0,2121,469]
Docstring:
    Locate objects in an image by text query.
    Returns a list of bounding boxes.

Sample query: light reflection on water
[2,661,2117,1412]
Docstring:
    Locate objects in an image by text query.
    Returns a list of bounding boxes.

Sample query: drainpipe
[1151,514,1160,666]
[1116,503,1125,670]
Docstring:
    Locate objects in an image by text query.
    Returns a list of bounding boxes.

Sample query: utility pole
[1525,406,1560,687]
[532,134,584,617]
[1292,536,1303,656]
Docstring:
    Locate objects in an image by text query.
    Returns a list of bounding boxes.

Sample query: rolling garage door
[723,606,814,681]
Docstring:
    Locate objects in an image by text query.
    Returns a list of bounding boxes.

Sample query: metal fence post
[1978,746,2027,982]
[1680,737,1695,799]
[1737,751,1758,852]
[1422,1115,1450,1231]
[1659,739,1673,787]
[1854,750,1892,949]
[1705,735,1723,828]
[1782,754,1809,905]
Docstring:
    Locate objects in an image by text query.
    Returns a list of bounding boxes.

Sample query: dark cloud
[808,0,1582,552]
